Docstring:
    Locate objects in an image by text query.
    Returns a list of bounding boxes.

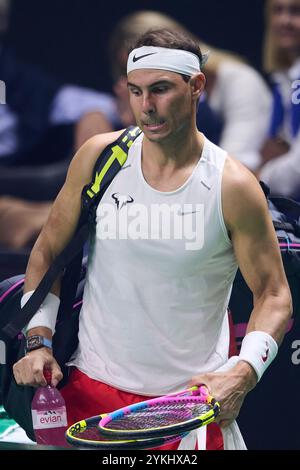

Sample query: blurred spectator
[0,0,118,263]
[109,10,272,171]
[0,0,116,169]
[260,0,300,198]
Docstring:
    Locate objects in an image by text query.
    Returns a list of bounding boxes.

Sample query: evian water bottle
[31,369,68,446]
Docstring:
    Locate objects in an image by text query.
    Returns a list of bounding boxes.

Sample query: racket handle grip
[169,384,209,398]
[188,384,209,397]
[199,385,209,398]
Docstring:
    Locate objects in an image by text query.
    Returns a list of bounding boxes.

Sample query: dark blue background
[7,0,266,92]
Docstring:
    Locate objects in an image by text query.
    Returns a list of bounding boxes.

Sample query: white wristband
[239,331,278,382]
[21,290,60,335]
[215,355,240,373]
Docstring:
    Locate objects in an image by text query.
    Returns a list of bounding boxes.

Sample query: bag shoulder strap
[82,125,141,212]
[0,126,142,340]
[57,126,142,323]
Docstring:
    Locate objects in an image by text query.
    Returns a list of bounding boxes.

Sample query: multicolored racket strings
[65,414,187,449]
[98,385,220,440]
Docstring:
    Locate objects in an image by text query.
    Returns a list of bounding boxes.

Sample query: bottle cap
[44,369,52,385]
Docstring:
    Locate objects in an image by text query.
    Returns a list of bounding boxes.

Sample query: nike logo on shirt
[179,210,202,216]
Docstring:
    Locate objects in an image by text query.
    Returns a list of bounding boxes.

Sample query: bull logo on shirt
[112,193,134,210]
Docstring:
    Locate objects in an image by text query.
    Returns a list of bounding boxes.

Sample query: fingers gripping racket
[65,414,188,449]
[98,385,220,440]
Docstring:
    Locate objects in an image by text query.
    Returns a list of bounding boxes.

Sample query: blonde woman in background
[260,0,300,198]
[109,10,272,171]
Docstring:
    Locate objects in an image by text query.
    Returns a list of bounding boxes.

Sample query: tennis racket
[98,385,220,440]
[65,414,188,449]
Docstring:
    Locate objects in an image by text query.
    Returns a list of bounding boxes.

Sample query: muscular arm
[191,157,292,427]
[13,130,124,387]
[224,158,292,344]
[24,130,123,294]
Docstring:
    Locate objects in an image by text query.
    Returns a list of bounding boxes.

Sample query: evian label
[32,408,67,429]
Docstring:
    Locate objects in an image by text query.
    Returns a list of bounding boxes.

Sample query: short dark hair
[129,29,203,82]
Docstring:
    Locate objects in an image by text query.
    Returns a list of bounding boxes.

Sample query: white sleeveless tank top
[69,133,238,395]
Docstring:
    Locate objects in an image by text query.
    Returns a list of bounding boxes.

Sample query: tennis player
[13,29,292,450]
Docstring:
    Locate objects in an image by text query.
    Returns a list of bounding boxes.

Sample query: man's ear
[190,73,206,100]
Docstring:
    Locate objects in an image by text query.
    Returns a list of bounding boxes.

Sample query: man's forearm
[232,285,293,383]
[247,286,293,345]
[24,240,61,296]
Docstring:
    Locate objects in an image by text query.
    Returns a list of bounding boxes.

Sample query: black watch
[25,335,52,353]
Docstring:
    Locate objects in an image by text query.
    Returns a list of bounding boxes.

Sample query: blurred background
[7,0,265,92]
[1,0,300,451]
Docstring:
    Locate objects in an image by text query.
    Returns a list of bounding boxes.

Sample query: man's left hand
[189,361,257,428]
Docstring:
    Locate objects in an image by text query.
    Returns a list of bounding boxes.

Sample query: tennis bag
[0,126,142,441]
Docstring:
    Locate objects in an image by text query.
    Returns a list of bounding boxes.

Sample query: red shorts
[60,367,224,450]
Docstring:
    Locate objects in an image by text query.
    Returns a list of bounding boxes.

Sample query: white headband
[127,46,209,76]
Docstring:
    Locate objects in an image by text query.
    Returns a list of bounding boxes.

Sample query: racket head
[98,385,220,440]
[66,414,187,450]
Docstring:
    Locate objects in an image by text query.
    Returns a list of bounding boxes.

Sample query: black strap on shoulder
[57,126,141,324]
[0,126,142,340]
[81,126,141,216]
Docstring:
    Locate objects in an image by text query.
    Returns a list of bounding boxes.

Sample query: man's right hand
[13,348,63,388]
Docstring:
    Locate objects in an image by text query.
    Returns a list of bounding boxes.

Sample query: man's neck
[140,127,205,192]
[142,126,204,170]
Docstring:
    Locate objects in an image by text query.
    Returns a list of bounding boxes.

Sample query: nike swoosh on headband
[132,52,157,63]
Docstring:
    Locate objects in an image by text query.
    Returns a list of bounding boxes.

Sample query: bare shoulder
[222,155,270,232]
[31,129,127,261]
[67,129,126,187]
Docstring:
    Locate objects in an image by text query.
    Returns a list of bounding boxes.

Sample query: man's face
[127,69,197,143]
[270,0,300,52]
